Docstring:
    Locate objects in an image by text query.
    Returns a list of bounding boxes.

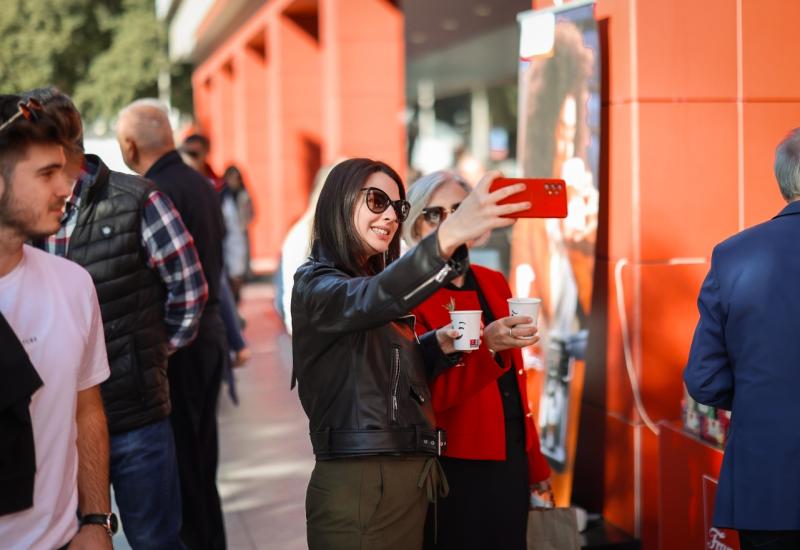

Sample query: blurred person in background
[218,268,249,406]
[178,138,250,401]
[118,100,228,550]
[403,171,551,550]
[180,137,248,324]
[277,163,337,334]
[222,165,254,291]
[179,137,250,363]
[453,146,485,189]
[27,88,207,549]
[180,134,221,189]
[291,158,530,549]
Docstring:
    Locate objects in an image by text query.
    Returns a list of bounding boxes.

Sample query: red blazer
[412,265,551,484]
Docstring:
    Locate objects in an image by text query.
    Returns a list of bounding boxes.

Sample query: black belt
[310,427,446,458]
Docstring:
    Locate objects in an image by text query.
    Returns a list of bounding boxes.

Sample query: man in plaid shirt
[118,99,230,550]
[27,88,203,549]
[43,165,208,351]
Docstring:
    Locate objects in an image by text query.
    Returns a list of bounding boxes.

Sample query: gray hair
[118,98,174,153]
[402,170,471,247]
[775,128,800,201]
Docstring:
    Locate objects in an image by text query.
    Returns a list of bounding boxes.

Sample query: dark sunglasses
[361,187,411,222]
[0,98,44,133]
[421,203,460,225]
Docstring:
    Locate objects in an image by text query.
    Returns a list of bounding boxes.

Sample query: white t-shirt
[0,245,110,550]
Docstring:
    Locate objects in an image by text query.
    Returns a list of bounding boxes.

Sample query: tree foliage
[0,0,166,123]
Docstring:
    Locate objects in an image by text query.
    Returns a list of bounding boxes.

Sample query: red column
[320,0,405,177]
[263,6,323,267]
[233,28,271,266]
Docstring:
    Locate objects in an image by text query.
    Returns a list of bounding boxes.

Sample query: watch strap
[80,513,117,536]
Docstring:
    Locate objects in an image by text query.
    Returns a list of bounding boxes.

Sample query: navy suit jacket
[684,199,800,530]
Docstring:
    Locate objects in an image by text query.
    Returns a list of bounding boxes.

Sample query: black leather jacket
[291,232,468,459]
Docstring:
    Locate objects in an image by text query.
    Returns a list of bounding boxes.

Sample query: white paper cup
[507,298,541,338]
[449,310,482,351]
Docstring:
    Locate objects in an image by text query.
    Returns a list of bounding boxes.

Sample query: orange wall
[535,0,800,547]
[192,0,405,271]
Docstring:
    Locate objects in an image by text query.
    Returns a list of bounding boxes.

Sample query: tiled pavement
[113,283,312,549]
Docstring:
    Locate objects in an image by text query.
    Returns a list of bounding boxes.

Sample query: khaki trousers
[306,456,431,550]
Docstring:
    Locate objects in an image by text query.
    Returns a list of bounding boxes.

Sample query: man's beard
[0,185,61,241]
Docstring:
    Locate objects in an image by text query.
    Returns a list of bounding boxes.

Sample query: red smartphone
[488,177,568,218]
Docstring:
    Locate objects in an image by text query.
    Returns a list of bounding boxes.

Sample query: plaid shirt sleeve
[141,190,209,350]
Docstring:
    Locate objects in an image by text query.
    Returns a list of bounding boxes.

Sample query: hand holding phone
[437,171,530,257]
[488,177,568,218]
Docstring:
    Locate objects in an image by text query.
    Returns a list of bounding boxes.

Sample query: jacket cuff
[419,330,462,380]
[436,233,469,278]
[419,230,470,280]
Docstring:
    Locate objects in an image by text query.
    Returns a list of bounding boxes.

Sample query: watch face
[108,513,119,534]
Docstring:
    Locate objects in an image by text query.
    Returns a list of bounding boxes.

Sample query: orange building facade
[189,0,404,272]
[182,0,800,547]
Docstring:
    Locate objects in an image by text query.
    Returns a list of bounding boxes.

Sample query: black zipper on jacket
[403,263,453,302]
[390,345,401,424]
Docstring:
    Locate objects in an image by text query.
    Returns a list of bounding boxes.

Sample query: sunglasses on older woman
[361,187,411,222]
[421,203,460,226]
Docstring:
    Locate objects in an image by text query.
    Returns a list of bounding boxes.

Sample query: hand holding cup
[484,315,539,352]
[507,297,541,338]
[435,325,463,355]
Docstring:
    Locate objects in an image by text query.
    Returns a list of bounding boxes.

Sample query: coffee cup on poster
[507,297,541,339]
[449,310,482,351]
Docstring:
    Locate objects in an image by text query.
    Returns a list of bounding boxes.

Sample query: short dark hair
[311,158,405,276]
[21,87,83,150]
[21,88,84,175]
[0,94,66,185]
[183,133,210,151]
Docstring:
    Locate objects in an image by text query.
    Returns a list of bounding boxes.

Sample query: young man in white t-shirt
[0,96,113,549]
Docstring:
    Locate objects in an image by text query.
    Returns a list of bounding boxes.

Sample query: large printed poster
[513,2,600,504]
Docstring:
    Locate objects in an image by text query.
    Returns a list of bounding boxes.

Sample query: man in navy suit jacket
[685,129,800,550]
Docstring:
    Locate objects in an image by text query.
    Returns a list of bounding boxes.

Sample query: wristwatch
[80,513,119,537]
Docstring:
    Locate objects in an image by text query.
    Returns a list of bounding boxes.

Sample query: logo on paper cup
[450,311,482,350]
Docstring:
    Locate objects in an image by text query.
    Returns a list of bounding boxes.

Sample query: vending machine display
[682,389,731,448]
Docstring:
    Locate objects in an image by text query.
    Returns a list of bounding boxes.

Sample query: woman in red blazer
[404,171,551,550]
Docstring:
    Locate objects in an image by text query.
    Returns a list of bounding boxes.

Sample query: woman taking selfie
[404,171,551,550]
[291,159,529,549]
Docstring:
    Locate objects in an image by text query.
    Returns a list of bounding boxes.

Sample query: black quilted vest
[67,156,169,434]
